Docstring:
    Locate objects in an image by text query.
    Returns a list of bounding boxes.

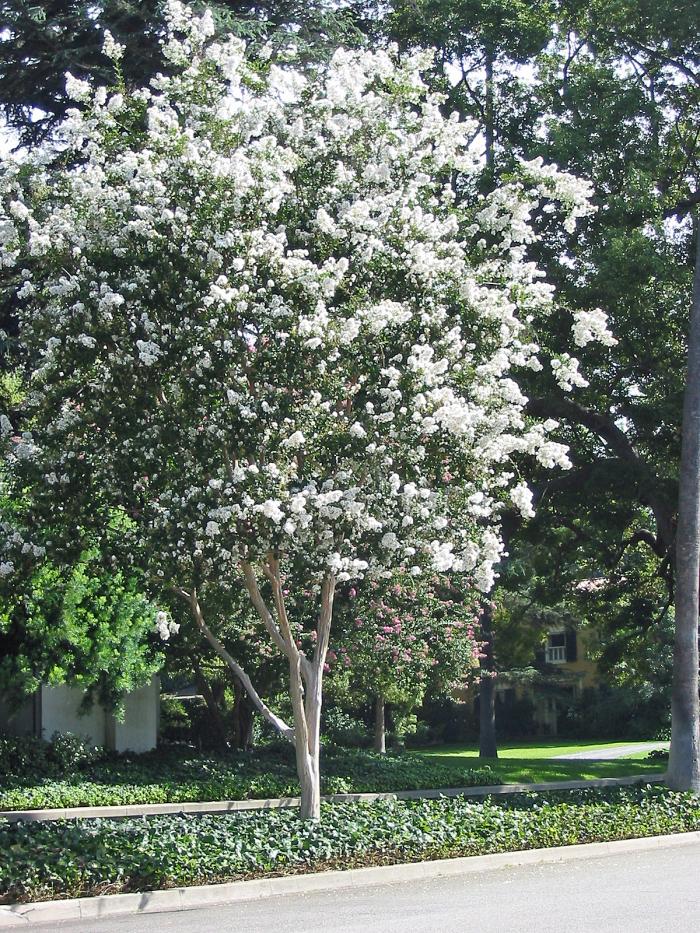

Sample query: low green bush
[322,709,369,749]
[0,745,499,811]
[0,735,50,777]
[561,686,670,740]
[1,785,697,903]
[0,732,105,781]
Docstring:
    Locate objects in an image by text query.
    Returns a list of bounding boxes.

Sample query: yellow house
[542,627,599,689]
[523,627,600,734]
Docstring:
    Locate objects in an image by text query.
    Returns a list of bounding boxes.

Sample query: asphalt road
[39,840,700,933]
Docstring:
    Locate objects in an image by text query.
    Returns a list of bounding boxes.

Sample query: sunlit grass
[412,740,666,783]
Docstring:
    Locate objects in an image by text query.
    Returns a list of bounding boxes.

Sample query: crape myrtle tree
[327,574,481,752]
[0,3,612,818]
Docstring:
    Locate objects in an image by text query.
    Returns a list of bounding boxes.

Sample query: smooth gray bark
[374,695,386,754]
[479,605,498,759]
[667,226,700,792]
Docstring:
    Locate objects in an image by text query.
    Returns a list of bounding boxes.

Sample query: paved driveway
[551,742,669,760]
[38,838,700,933]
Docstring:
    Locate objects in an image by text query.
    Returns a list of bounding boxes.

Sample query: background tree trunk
[232,675,255,750]
[479,604,498,758]
[484,50,495,172]
[374,695,386,754]
[668,223,700,792]
[191,657,228,747]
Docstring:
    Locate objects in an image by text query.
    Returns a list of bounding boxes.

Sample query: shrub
[0,732,104,780]
[561,686,669,740]
[322,709,369,749]
[0,735,49,778]
[411,697,478,747]
[48,733,102,771]
[158,696,191,744]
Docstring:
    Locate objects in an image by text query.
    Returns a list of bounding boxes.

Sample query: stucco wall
[109,677,159,753]
[40,684,106,745]
[1,681,159,753]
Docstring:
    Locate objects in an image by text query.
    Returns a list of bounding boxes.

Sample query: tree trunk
[299,666,323,820]
[479,604,498,759]
[374,695,386,754]
[278,571,335,821]
[668,223,700,792]
[232,560,336,820]
[484,50,495,172]
[191,658,228,747]
[232,675,254,750]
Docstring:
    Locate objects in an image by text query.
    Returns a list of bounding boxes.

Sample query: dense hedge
[0,745,499,811]
[1,786,697,902]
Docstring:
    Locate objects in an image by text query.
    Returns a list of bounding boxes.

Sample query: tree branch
[241,560,293,660]
[176,586,295,742]
[664,191,700,218]
[264,555,312,683]
[313,572,336,670]
[611,528,666,567]
[526,395,675,552]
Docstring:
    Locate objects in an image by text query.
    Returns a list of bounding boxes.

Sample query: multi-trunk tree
[1,3,610,818]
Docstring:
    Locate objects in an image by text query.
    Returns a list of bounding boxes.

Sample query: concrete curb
[0,828,697,927]
[0,773,665,823]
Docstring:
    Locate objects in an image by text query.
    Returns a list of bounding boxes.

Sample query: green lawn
[413,740,666,784]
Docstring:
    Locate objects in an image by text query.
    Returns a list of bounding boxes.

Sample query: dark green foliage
[0,733,105,780]
[562,685,671,740]
[383,0,699,724]
[159,695,233,748]
[322,708,370,749]
[411,697,479,746]
[1,785,697,902]
[0,745,499,810]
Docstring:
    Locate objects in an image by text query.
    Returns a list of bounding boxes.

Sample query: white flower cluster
[572,308,617,348]
[551,354,589,391]
[102,30,125,62]
[0,2,609,595]
[154,610,180,641]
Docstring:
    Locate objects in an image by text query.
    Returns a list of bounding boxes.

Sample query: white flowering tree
[0,3,615,818]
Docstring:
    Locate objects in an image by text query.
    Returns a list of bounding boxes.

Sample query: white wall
[40,684,107,745]
[2,680,160,752]
[109,676,159,753]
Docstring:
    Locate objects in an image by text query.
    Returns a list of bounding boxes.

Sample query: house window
[545,631,567,663]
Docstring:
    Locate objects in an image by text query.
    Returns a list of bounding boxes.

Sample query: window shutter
[565,630,578,662]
